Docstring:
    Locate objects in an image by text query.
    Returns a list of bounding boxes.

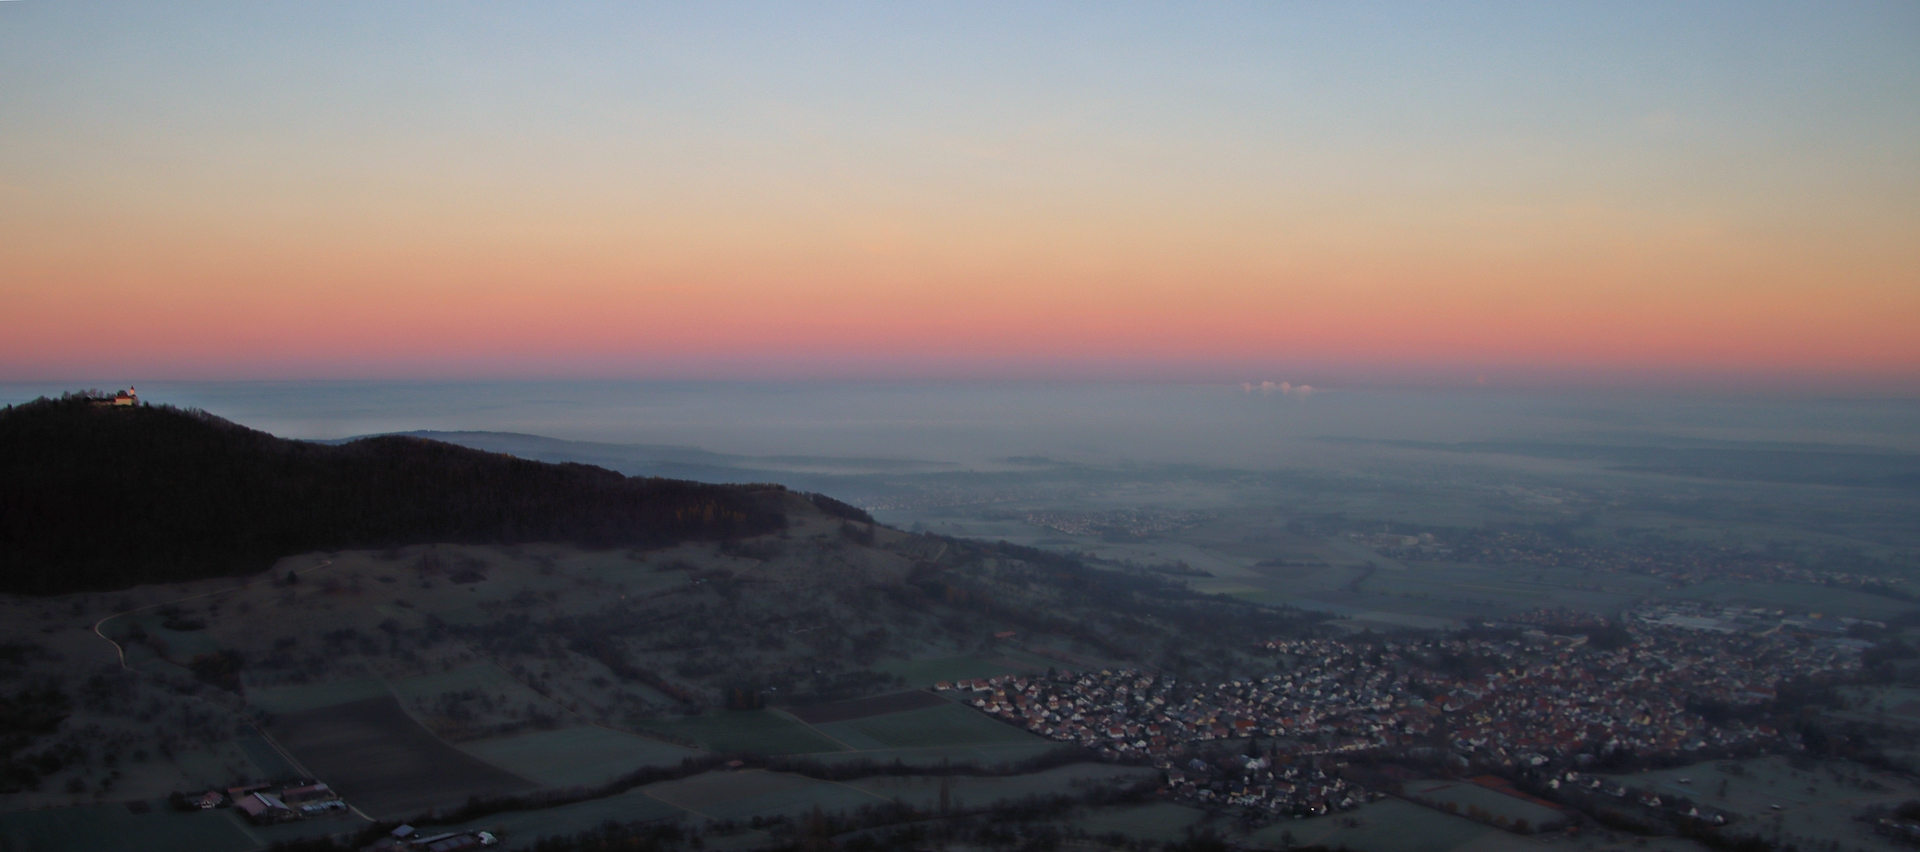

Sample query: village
[939,609,1866,819]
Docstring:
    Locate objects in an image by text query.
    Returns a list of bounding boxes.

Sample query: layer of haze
[6,382,1916,468]
[4,2,1918,386]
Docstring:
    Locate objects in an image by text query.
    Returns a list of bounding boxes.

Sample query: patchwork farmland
[271,696,537,818]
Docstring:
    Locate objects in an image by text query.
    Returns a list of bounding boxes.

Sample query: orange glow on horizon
[3,4,1916,386]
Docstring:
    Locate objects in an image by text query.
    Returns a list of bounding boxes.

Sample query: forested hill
[0,396,788,595]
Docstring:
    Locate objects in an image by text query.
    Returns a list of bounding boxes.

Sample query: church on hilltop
[90,387,138,407]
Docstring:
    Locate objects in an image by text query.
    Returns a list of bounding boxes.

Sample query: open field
[384,663,533,705]
[806,741,1061,767]
[1234,590,1473,629]
[1835,686,1920,728]
[847,763,1159,810]
[644,769,884,820]
[1071,802,1209,842]
[786,690,947,724]
[1665,581,1916,621]
[241,810,373,847]
[430,785,686,845]
[1227,557,1678,627]
[1249,797,1514,852]
[459,725,705,787]
[1405,780,1566,830]
[247,676,390,715]
[1599,756,1920,852]
[235,733,302,779]
[634,710,847,756]
[1359,562,1668,614]
[0,801,259,852]
[272,695,536,818]
[407,763,1140,851]
[814,702,1047,750]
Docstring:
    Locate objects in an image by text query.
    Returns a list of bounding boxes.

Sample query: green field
[1597,756,1920,852]
[108,612,225,660]
[1602,755,1918,819]
[877,655,1022,687]
[429,784,685,844]
[386,662,527,704]
[272,695,535,819]
[1404,780,1564,829]
[808,742,1061,767]
[1191,546,1693,625]
[635,710,847,756]
[1071,802,1208,842]
[644,770,884,820]
[814,702,1047,750]
[0,802,258,852]
[247,677,390,715]
[460,725,705,787]
[430,764,1094,848]
[848,763,1159,810]
[235,733,303,778]
[1249,798,1504,852]
[240,811,374,847]
[1666,581,1917,620]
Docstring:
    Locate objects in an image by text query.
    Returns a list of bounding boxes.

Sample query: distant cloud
[1244,380,1311,396]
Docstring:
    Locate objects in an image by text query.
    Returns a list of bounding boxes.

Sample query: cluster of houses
[936,669,1371,816]
[1163,753,1373,817]
[938,612,1862,815]
[190,780,347,823]
[1255,619,1857,765]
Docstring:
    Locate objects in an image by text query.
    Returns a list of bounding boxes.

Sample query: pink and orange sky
[3,2,1917,388]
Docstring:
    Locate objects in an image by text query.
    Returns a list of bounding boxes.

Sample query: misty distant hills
[0,398,788,595]
[1328,436,1920,489]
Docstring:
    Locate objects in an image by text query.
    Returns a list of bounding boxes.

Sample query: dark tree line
[0,396,789,594]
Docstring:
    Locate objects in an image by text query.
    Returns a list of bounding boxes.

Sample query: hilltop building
[89,387,138,407]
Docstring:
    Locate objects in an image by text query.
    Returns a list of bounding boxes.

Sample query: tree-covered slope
[0,396,786,594]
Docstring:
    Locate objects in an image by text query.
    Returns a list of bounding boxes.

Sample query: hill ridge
[0,395,789,594]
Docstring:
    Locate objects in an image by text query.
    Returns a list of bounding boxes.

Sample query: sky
[3,2,1917,388]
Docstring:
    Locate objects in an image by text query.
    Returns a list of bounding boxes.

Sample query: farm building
[235,791,294,822]
[282,782,337,804]
[226,783,270,800]
[366,827,499,852]
[413,830,499,851]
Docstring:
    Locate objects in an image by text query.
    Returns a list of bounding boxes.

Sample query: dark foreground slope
[0,396,786,594]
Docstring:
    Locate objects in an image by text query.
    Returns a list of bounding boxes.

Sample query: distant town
[942,606,1866,821]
